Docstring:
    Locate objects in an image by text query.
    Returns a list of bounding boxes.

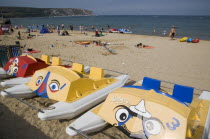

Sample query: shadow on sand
[0,102,51,139]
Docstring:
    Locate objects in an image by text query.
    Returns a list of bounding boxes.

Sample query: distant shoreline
[0,7,93,18]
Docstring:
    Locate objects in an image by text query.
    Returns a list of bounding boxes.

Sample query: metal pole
[69,126,92,139]
[103,68,127,75]
[3,91,44,113]
[61,59,127,75]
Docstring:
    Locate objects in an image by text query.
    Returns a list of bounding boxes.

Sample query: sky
[1,0,210,15]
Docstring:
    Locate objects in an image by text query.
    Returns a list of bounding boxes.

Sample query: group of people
[46,23,111,36]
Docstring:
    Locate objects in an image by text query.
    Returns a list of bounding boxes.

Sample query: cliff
[0,7,93,18]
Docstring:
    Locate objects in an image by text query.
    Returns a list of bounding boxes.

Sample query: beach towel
[23,50,41,54]
[26,50,41,53]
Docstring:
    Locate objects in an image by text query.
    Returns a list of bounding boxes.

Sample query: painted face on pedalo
[103,97,165,139]
[27,67,71,101]
[6,58,20,76]
[114,100,165,139]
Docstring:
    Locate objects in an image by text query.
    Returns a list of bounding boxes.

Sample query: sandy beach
[0,29,210,139]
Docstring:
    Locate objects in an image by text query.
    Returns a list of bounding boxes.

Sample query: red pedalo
[3,55,49,77]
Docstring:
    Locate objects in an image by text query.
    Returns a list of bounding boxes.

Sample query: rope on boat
[3,91,44,113]
[69,126,92,139]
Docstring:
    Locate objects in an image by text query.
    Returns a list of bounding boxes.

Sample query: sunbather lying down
[135,43,147,48]
[135,43,155,49]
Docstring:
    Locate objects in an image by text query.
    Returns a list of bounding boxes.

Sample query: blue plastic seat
[124,77,161,91]
[142,77,161,90]
[123,77,188,106]
[172,84,194,103]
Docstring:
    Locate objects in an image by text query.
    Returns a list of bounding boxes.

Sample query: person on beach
[91,25,95,31]
[100,28,104,33]
[17,31,21,39]
[57,25,60,36]
[70,24,73,32]
[95,29,100,37]
[79,25,84,33]
[61,24,64,29]
[57,25,60,30]
[85,26,88,31]
[57,30,60,36]
[169,26,176,40]
[107,24,110,30]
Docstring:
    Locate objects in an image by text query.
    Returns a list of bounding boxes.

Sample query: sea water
[10,15,210,40]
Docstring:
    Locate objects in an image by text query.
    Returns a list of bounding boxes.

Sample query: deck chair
[172,84,194,104]
[89,67,104,80]
[41,55,50,64]
[123,77,161,92]
[51,57,62,66]
[72,63,84,74]
[142,77,161,91]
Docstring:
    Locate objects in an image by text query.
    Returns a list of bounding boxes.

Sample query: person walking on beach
[70,24,73,32]
[57,25,60,36]
[169,26,176,40]
[17,31,21,39]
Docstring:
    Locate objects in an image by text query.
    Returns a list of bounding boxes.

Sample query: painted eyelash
[114,105,138,117]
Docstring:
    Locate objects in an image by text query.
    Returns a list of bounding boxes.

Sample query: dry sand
[0,29,210,139]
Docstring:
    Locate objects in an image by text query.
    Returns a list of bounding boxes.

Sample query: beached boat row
[0,55,210,139]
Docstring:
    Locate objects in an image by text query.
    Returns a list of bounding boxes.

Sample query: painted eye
[36,76,43,86]
[116,108,129,123]
[144,119,162,135]
[14,58,19,64]
[12,66,18,73]
[49,82,59,92]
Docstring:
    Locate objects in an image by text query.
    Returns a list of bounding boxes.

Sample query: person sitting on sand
[27,34,32,39]
[136,43,149,48]
[95,29,100,37]
[61,30,65,36]
[136,43,142,48]
[99,32,103,36]
[64,30,69,36]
